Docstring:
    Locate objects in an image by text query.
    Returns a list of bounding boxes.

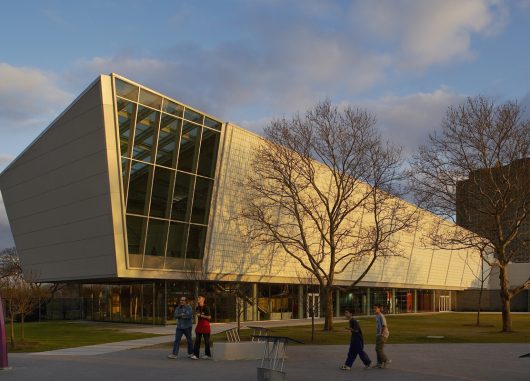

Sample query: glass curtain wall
[81,282,167,324]
[114,77,222,270]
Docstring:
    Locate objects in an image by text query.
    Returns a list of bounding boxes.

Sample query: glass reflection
[117,99,136,157]
[115,77,224,264]
[184,108,204,124]
[127,161,152,215]
[197,129,220,178]
[145,219,169,257]
[126,215,147,254]
[156,115,181,168]
[139,89,162,110]
[171,172,193,221]
[166,222,188,258]
[116,79,139,101]
[204,117,222,131]
[121,158,130,197]
[191,177,213,224]
[133,106,160,163]
[177,122,200,173]
[163,99,184,117]
[150,166,174,218]
[187,225,207,259]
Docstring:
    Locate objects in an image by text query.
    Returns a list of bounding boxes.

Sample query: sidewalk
[30,318,331,356]
[7,343,530,381]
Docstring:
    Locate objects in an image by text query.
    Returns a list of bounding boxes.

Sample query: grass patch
[3,321,161,353]
[213,313,530,345]
[5,313,529,352]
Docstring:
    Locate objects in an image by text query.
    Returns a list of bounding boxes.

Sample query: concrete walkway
[123,317,332,335]
[30,318,331,356]
[7,343,530,381]
[31,335,175,356]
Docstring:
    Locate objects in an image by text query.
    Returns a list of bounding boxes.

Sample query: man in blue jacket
[340,309,371,370]
[168,296,194,359]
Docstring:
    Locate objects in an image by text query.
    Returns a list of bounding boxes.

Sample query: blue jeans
[172,327,193,356]
[345,337,371,367]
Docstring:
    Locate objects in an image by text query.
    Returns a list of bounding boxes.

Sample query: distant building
[456,158,530,311]
[457,157,530,263]
[0,74,486,323]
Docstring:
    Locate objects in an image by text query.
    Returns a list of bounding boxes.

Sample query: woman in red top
[192,294,212,359]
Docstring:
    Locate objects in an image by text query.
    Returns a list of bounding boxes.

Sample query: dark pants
[376,335,388,364]
[194,332,211,357]
[172,327,193,356]
[345,337,371,367]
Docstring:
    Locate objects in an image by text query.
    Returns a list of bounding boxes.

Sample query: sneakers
[372,360,392,369]
[167,354,177,359]
[340,365,351,371]
[200,355,212,360]
[364,362,372,369]
[189,354,199,360]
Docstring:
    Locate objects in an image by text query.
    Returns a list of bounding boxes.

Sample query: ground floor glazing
[44,281,456,324]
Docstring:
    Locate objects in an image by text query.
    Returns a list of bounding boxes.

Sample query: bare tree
[426,225,492,325]
[0,248,54,347]
[410,96,530,332]
[242,101,417,330]
[295,268,318,342]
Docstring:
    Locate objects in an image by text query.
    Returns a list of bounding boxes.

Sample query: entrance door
[307,293,320,318]
[439,295,450,311]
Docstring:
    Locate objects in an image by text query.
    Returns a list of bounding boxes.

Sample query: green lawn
[3,321,160,353]
[4,313,529,353]
[214,313,530,345]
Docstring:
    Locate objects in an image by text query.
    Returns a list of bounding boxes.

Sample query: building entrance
[439,295,451,311]
[307,293,320,318]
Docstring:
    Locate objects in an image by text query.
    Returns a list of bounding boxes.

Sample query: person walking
[192,294,212,360]
[340,310,371,370]
[373,303,391,368]
[168,296,194,359]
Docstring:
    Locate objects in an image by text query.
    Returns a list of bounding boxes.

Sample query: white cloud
[71,30,390,125]
[0,62,72,129]
[348,88,464,156]
[0,154,13,167]
[238,88,464,159]
[67,1,510,126]
[354,0,508,70]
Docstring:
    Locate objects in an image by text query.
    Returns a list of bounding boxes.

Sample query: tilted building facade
[0,74,489,323]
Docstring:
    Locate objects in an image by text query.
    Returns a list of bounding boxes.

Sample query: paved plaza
[4,343,529,381]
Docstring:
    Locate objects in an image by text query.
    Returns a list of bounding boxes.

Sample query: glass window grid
[177,121,201,173]
[116,86,222,132]
[113,77,220,269]
[131,106,160,163]
[117,99,138,158]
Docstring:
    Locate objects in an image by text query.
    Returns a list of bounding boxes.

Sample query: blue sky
[1,0,530,248]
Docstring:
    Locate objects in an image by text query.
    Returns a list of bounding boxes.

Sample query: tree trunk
[476,259,484,326]
[323,287,334,331]
[499,265,512,332]
[476,283,483,326]
[21,314,25,341]
[311,312,315,343]
[237,295,241,335]
[9,306,15,349]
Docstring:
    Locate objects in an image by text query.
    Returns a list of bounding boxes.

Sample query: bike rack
[252,335,303,381]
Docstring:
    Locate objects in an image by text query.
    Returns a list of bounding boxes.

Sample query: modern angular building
[0,74,486,323]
